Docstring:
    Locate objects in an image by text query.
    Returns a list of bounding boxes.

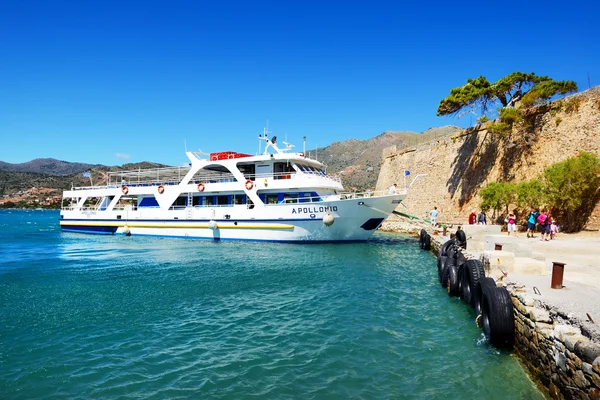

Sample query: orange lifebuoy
[197,182,205,192]
[121,186,129,195]
[157,185,165,194]
[245,180,254,190]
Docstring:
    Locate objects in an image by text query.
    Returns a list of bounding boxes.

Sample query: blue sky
[1,0,599,166]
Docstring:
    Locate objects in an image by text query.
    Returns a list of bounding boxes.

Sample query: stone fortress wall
[376,87,600,229]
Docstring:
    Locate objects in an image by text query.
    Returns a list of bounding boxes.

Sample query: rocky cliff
[377,87,600,229]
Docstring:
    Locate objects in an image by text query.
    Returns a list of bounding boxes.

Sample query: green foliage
[488,122,511,134]
[516,179,543,209]
[555,117,562,126]
[480,181,517,217]
[477,115,489,124]
[480,153,600,232]
[543,152,600,231]
[520,80,578,106]
[498,107,523,125]
[437,72,578,119]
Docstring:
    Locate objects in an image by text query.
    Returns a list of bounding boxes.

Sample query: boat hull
[60,195,404,242]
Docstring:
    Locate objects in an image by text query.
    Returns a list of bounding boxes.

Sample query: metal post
[551,262,566,289]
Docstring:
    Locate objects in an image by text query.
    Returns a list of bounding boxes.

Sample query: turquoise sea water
[0,210,543,399]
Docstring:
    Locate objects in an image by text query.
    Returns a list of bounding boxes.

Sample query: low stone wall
[509,289,600,399]
[424,231,600,399]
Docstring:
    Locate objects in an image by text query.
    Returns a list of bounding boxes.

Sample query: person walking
[537,210,550,241]
[526,208,538,238]
[477,210,487,225]
[468,210,477,225]
[550,219,559,240]
[506,211,517,237]
[430,207,438,226]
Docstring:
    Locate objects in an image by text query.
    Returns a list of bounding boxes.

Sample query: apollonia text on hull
[60,133,408,242]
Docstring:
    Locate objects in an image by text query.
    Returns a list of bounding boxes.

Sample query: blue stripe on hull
[61,225,118,234]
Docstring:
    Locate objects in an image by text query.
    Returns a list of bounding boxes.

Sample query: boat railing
[338,189,407,199]
[245,170,341,184]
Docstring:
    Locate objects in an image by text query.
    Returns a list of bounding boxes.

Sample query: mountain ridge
[0,125,461,197]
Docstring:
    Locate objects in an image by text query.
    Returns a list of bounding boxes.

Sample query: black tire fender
[438,255,448,285]
[474,277,496,316]
[462,259,486,307]
[441,257,455,289]
[440,239,455,257]
[481,286,515,349]
[423,233,431,250]
[456,229,467,249]
[447,260,460,297]
[446,244,458,259]
[419,229,427,249]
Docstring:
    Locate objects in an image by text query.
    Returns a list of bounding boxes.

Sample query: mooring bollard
[495,243,503,251]
[551,262,566,289]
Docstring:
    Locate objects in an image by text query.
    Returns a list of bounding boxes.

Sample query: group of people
[506,208,558,241]
[468,210,487,225]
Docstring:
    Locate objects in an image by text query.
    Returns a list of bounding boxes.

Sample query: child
[550,220,559,240]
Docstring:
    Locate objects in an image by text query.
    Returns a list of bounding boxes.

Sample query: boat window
[139,197,159,207]
[204,196,215,206]
[217,195,229,206]
[265,194,279,204]
[232,194,246,205]
[170,196,187,208]
[300,192,321,203]
[284,193,299,204]
[238,164,256,180]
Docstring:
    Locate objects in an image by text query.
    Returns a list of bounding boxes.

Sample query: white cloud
[115,153,131,159]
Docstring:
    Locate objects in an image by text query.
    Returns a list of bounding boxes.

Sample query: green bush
[555,117,562,126]
[543,151,600,231]
[480,181,517,218]
[477,115,489,124]
[488,121,512,134]
[498,107,523,125]
[516,179,543,209]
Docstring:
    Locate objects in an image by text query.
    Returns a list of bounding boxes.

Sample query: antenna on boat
[303,136,306,155]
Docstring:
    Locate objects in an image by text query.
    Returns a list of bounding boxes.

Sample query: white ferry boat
[60,134,407,242]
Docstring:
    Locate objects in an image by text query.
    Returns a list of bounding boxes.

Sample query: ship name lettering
[292,206,337,214]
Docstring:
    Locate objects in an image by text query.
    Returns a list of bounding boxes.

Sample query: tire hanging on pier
[480,285,515,349]
[447,259,460,297]
[441,257,455,289]
[461,259,486,307]
[455,229,467,249]
[440,240,455,257]
[474,277,497,317]
[419,229,426,249]
[437,255,448,285]
[423,234,431,250]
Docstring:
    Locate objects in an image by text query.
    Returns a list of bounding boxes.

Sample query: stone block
[484,235,519,252]
[584,362,594,376]
[513,257,546,275]
[555,324,582,342]
[575,341,600,364]
[530,307,552,323]
[484,250,515,274]
[574,370,590,389]
[564,334,586,352]
[555,349,567,371]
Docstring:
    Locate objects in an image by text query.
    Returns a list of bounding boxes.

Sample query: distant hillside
[0,158,104,176]
[307,125,461,190]
[0,161,169,196]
